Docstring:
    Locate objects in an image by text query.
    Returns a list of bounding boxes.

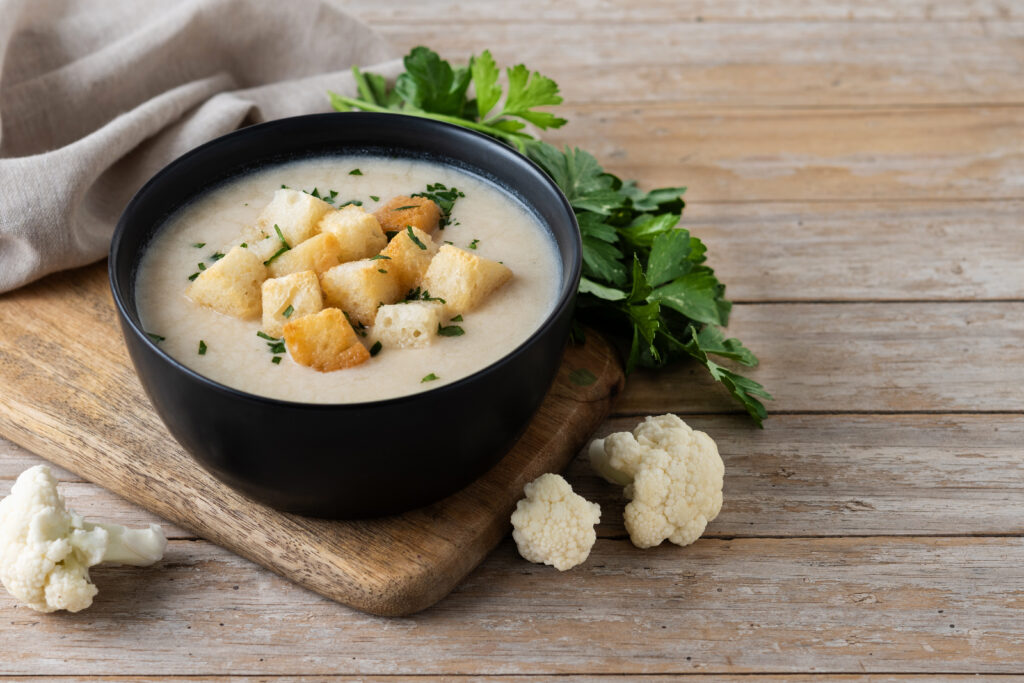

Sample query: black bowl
[109,113,581,518]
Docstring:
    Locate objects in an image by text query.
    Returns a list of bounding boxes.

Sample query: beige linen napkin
[0,0,400,292]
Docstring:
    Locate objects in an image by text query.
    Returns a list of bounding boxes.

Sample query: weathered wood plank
[684,200,1024,302]
[616,302,1024,414]
[544,105,1024,201]
[8,677,1024,682]
[5,414,1021,539]
[347,12,1024,106]
[348,0,1024,22]
[1,537,1021,675]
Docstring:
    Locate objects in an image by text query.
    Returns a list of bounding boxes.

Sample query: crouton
[186,245,267,319]
[420,245,512,315]
[379,225,439,291]
[318,205,388,263]
[261,270,324,337]
[266,232,344,278]
[373,301,445,349]
[374,195,442,235]
[283,308,369,372]
[319,260,403,326]
[253,188,333,247]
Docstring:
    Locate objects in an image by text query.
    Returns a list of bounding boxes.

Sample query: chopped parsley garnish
[280,184,288,189]
[273,224,290,248]
[271,356,282,364]
[412,182,464,228]
[308,188,341,205]
[146,333,165,343]
[450,314,463,322]
[568,368,597,386]
[421,373,439,383]
[282,305,294,318]
[197,262,206,271]
[370,195,380,202]
[369,254,391,260]
[378,268,388,274]
[240,242,248,248]
[268,341,286,354]
[263,246,289,266]
[210,252,225,262]
[338,199,363,207]
[391,205,418,211]
[192,242,206,249]
[437,323,464,337]
[257,331,279,341]
[406,225,427,250]
[443,240,453,245]
[468,238,479,249]
[188,272,200,281]
[369,341,382,357]
[198,340,208,355]
[403,287,446,304]
[349,168,363,175]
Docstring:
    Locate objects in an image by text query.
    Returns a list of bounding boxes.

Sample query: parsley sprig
[329,47,770,425]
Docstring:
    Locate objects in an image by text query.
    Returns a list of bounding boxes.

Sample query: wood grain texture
[685,200,1024,301]
[6,414,1021,539]
[618,302,1024,414]
[1,537,1022,675]
[0,263,624,616]
[6,678,1024,683]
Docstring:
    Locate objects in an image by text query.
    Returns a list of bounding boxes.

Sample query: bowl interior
[110,113,581,405]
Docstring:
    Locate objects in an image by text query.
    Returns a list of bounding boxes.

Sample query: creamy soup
[136,156,561,403]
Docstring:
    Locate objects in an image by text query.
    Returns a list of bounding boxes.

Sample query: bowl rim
[109,112,582,411]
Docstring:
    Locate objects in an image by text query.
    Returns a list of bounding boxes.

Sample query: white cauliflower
[511,473,601,571]
[0,465,167,613]
[589,414,723,549]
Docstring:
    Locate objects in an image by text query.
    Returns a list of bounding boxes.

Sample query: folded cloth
[0,0,399,292]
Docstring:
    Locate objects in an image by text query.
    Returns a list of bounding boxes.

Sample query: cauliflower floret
[0,465,167,613]
[511,473,601,571]
[589,414,723,549]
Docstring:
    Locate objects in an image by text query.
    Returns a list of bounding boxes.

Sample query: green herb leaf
[411,183,464,228]
[470,49,502,119]
[197,262,206,271]
[263,246,289,266]
[568,368,597,386]
[188,272,200,281]
[146,333,165,343]
[378,268,388,274]
[391,205,419,211]
[437,323,465,337]
[257,331,280,342]
[467,238,479,250]
[682,327,771,426]
[192,242,206,249]
[282,305,294,318]
[648,270,726,326]
[450,314,463,322]
[273,224,290,249]
[579,276,626,301]
[421,372,440,383]
[646,229,693,287]
[210,252,225,262]
[369,340,382,357]
[370,195,380,202]
[370,254,391,260]
[271,356,282,364]
[395,46,472,117]
[349,169,363,176]
[240,242,248,248]
[198,340,207,355]
[406,225,427,250]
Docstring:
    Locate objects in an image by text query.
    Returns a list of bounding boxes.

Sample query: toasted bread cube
[319,260,403,326]
[266,232,344,278]
[318,205,388,262]
[380,226,439,291]
[253,188,333,248]
[373,302,444,349]
[374,195,442,235]
[283,308,369,372]
[186,246,266,319]
[260,270,324,337]
[239,232,282,262]
[421,245,512,316]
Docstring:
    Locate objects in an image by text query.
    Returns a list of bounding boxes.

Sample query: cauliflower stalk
[0,465,167,613]
[590,414,723,549]
[511,473,601,571]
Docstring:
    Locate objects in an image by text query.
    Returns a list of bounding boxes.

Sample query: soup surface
[136,156,561,403]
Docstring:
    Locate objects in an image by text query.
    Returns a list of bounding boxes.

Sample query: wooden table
[2,1,1023,677]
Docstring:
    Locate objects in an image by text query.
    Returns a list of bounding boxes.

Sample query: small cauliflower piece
[252,188,333,248]
[319,260,403,326]
[318,205,388,262]
[510,473,601,571]
[420,245,512,316]
[261,270,324,337]
[589,414,723,549]
[283,307,370,372]
[266,232,345,278]
[379,225,439,292]
[373,301,444,349]
[185,245,267,319]
[374,195,442,235]
[0,466,166,613]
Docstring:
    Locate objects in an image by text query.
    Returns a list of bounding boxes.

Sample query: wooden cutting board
[0,262,624,616]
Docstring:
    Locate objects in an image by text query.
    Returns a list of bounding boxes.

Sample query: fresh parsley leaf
[406,225,427,250]
[450,314,463,322]
[391,205,418,211]
[370,254,391,260]
[282,305,294,318]
[210,252,225,262]
[648,270,725,326]
[349,168,363,176]
[188,272,200,281]
[470,49,501,120]
[198,340,207,355]
[146,333,165,343]
[411,183,464,228]
[437,323,465,337]
[273,224,289,249]
[579,276,626,301]
[271,356,282,364]
[646,229,693,287]
[421,372,439,383]
[257,331,280,342]
[192,242,206,249]
[682,327,771,426]
[468,238,479,249]
[395,46,472,117]
[370,195,380,202]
